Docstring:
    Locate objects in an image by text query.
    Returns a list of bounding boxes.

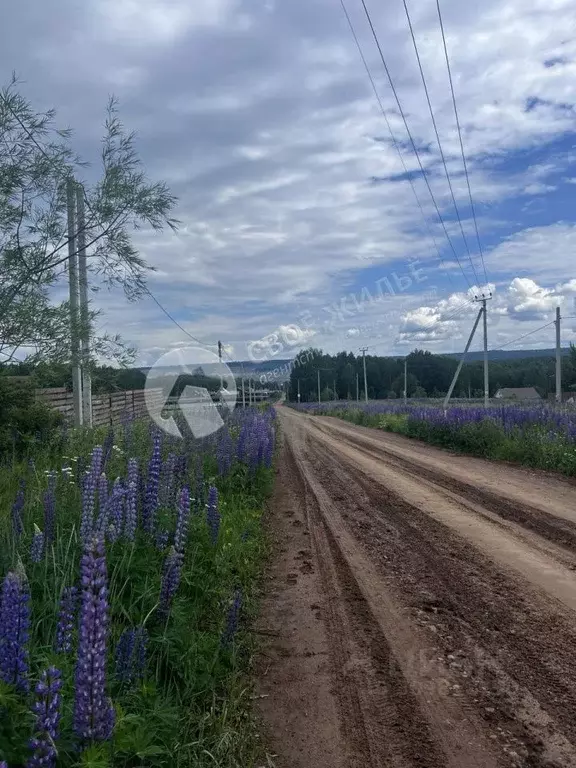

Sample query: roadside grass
[296,403,576,476]
[0,410,275,767]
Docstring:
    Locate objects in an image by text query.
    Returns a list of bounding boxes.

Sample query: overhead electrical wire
[492,321,555,351]
[435,0,489,288]
[338,0,460,295]
[355,0,474,291]
[370,296,475,350]
[401,0,480,288]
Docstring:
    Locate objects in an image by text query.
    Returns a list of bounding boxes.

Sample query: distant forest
[3,345,576,401]
[287,347,576,401]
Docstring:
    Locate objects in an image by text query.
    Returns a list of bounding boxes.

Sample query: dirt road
[255,407,576,768]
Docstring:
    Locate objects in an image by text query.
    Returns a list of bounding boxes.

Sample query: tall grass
[0,408,275,767]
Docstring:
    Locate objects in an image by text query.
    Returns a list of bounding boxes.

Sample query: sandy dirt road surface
[255,406,576,768]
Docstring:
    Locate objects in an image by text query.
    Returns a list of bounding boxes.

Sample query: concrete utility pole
[482,298,489,408]
[360,347,368,402]
[317,369,321,404]
[443,305,484,409]
[241,377,246,408]
[67,177,83,427]
[297,378,301,403]
[555,306,562,403]
[217,340,223,391]
[333,378,337,401]
[356,372,359,402]
[403,357,408,405]
[76,183,92,427]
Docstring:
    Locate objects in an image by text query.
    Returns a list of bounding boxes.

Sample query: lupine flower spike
[28,666,63,768]
[206,486,220,545]
[55,586,78,654]
[31,524,45,563]
[159,547,184,617]
[74,537,115,742]
[0,569,31,692]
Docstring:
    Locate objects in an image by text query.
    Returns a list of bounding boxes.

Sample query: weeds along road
[255,405,576,768]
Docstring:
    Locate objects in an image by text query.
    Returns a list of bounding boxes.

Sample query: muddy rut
[255,407,576,768]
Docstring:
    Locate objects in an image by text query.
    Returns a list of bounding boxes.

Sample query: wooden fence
[35,388,165,427]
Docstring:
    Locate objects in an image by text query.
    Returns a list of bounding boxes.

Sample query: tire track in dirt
[314,416,576,555]
[256,408,576,768]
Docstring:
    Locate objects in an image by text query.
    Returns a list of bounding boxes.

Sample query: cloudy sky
[3,0,576,365]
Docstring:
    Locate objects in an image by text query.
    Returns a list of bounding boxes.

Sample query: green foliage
[0,374,62,459]
[0,78,177,364]
[289,346,576,403]
[0,418,274,767]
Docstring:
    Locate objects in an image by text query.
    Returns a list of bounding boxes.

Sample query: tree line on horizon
[287,347,576,402]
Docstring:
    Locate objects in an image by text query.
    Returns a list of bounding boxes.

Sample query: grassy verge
[297,404,576,476]
[0,409,275,767]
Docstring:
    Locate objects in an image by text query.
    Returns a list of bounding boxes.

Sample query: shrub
[0,377,62,460]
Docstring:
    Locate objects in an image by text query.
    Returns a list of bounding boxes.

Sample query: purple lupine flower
[159,547,184,617]
[217,428,234,476]
[142,433,162,535]
[155,528,169,551]
[107,478,125,543]
[55,586,78,654]
[221,590,242,646]
[96,477,125,541]
[264,431,274,468]
[115,629,136,685]
[125,484,138,542]
[206,486,220,545]
[27,666,62,768]
[102,426,115,469]
[174,486,191,553]
[43,472,57,545]
[98,473,109,521]
[1,761,7,768]
[31,525,45,563]
[124,459,139,541]
[133,626,148,682]
[160,453,177,509]
[74,537,114,743]
[0,570,31,692]
[11,478,26,537]
[80,446,103,544]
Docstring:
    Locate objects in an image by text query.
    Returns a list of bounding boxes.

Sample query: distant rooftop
[494,387,541,400]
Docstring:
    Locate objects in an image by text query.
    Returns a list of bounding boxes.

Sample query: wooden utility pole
[76,183,92,426]
[67,177,83,426]
[360,347,368,402]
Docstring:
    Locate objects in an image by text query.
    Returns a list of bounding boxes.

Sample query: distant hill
[441,348,571,362]
[140,359,294,382]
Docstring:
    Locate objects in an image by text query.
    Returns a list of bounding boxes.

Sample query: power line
[338,0,459,294]
[492,321,555,351]
[356,0,473,290]
[401,0,480,287]
[140,285,217,349]
[365,296,474,351]
[435,0,489,288]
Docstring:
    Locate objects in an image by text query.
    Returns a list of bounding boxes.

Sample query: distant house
[494,387,541,401]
